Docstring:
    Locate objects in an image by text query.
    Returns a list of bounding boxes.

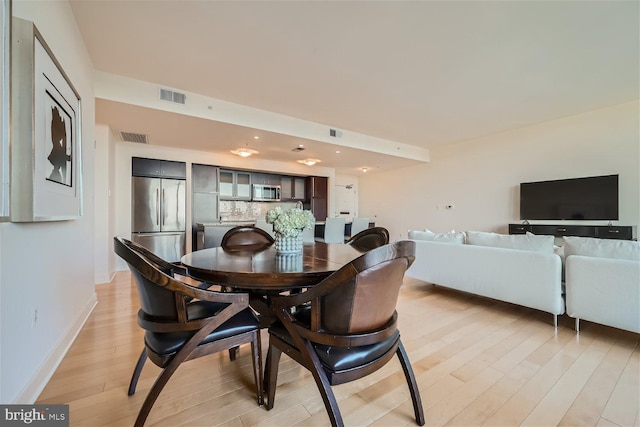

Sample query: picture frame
[11,17,82,222]
[0,0,10,220]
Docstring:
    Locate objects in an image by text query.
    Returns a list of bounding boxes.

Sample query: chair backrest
[254,219,275,238]
[323,217,346,244]
[350,217,370,237]
[222,226,275,251]
[271,241,415,341]
[302,225,316,243]
[346,227,390,252]
[320,241,414,333]
[114,237,184,321]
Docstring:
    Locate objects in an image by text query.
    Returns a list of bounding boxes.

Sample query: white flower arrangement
[266,206,315,237]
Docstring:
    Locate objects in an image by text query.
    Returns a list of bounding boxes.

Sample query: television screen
[520,175,619,220]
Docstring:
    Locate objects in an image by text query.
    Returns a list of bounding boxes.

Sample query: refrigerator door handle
[162,188,166,226]
[156,188,160,226]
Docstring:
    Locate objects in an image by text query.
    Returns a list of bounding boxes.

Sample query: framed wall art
[0,0,10,220]
[11,17,82,222]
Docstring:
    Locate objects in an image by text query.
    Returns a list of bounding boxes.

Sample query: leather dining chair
[221,225,275,251]
[346,226,390,252]
[114,237,263,427]
[263,240,424,427]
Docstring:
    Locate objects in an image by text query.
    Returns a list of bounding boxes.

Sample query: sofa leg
[553,314,558,329]
[575,318,580,333]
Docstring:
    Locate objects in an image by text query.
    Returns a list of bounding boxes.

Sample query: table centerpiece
[266,206,315,254]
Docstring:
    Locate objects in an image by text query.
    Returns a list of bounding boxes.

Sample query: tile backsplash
[219,200,299,222]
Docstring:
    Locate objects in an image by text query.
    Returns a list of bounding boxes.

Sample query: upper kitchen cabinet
[132,157,186,179]
[192,163,218,193]
[252,173,281,186]
[281,176,307,201]
[220,169,252,200]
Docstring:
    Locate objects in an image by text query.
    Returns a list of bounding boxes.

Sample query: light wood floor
[37,272,639,426]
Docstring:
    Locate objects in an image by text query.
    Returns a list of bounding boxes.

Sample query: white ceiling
[70,1,639,174]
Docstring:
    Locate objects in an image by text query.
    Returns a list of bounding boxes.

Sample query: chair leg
[250,332,264,405]
[264,343,282,410]
[128,348,148,396]
[229,346,239,361]
[301,341,344,427]
[396,340,425,426]
[134,353,186,427]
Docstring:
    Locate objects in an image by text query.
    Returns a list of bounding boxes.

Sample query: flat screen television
[519,174,619,221]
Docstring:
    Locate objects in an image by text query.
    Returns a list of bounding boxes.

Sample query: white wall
[0,1,96,403]
[110,137,336,270]
[359,102,640,242]
[94,124,116,284]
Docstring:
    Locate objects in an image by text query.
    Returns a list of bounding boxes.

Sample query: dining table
[181,242,366,325]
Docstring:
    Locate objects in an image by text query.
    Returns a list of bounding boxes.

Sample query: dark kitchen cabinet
[132,157,186,179]
[192,164,218,193]
[306,176,328,220]
[252,173,281,186]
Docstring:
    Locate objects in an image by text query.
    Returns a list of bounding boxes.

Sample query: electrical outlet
[445,204,455,210]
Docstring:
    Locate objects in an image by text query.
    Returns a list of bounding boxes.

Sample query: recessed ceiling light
[253,136,260,140]
[335,150,341,154]
[297,158,321,166]
[230,148,259,158]
[298,144,304,148]
[361,167,368,173]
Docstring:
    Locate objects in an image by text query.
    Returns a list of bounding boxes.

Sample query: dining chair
[350,217,370,237]
[221,225,275,251]
[302,225,316,243]
[263,240,424,427]
[114,237,263,427]
[346,226,390,252]
[322,217,346,243]
[254,219,275,238]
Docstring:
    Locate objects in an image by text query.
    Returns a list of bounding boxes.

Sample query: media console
[508,224,635,240]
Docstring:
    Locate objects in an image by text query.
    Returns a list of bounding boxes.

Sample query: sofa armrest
[565,255,640,333]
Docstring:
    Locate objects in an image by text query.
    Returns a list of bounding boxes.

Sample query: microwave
[252,184,281,201]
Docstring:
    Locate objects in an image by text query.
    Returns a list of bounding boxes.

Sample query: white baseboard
[13,292,98,403]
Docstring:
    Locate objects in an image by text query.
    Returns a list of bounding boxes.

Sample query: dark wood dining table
[181,242,366,325]
[181,242,365,290]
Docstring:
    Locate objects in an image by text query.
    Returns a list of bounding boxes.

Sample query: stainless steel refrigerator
[131,176,186,262]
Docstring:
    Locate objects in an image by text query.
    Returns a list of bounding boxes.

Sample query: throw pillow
[562,236,640,261]
[465,231,554,253]
[408,229,465,244]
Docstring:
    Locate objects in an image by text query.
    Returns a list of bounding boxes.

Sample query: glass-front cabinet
[281,176,306,201]
[220,170,251,200]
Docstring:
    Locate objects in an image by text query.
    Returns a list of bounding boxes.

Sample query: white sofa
[564,236,640,333]
[406,230,564,326]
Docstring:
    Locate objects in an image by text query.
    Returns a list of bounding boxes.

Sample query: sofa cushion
[408,229,465,244]
[563,236,640,261]
[465,231,554,253]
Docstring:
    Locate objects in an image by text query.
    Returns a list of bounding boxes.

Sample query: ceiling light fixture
[335,150,341,154]
[253,135,260,140]
[297,158,321,166]
[231,147,259,158]
[361,167,368,173]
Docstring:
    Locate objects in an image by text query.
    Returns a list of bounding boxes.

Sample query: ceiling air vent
[159,88,186,105]
[120,131,149,144]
